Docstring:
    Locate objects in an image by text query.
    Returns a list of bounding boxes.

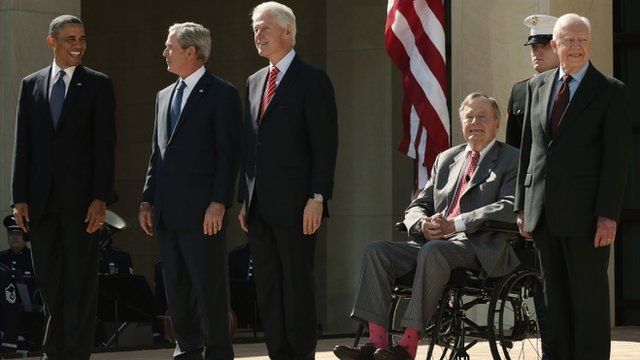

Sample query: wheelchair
[354,221,544,360]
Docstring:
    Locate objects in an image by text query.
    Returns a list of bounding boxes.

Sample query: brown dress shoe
[373,345,413,360]
[333,342,377,360]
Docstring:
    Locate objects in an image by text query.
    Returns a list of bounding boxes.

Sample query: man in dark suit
[506,14,559,147]
[11,15,116,359]
[237,2,338,359]
[516,13,632,360]
[506,15,559,360]
[334,93,520,360]
[139,22,240,360]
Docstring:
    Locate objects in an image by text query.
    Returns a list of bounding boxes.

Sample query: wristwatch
[311,193,324,203]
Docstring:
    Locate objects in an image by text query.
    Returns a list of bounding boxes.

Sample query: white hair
[553,13,592,40]
[251,1,297,46]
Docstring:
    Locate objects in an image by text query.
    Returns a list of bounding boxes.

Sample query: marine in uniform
[506,15,560,148]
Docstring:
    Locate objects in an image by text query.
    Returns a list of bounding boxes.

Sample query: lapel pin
[198,89,204,93]
[76,82,82,86]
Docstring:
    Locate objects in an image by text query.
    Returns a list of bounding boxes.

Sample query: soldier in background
[506,15,560,147]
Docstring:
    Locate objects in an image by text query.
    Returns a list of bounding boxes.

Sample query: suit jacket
[12,65,116,221]
[142,71,241,230]
[239,55,338,226]
[515,63,632,237]
[505,78,529,149]
[404,141,520,278]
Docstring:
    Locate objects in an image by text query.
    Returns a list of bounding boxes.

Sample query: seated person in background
[99,237,133,275]
[334,93,520,360]
[0,215,34,280]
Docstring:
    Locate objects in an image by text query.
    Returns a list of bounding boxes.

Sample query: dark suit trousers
[248,198,317,360]
[29,211,100,360]
[533,217,611,360]
[156,217,233,360]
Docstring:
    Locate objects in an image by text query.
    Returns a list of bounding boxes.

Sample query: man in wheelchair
[334,93,521,360]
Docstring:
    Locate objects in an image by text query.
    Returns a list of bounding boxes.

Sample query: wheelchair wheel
[426,287,467,360]
[487,270,543,360]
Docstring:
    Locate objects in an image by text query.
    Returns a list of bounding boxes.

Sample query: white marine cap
[523,14,558,46]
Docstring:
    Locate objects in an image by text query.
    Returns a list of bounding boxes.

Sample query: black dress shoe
[373,345,413,360]
[333,342,377,360]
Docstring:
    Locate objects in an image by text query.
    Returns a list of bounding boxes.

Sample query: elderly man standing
[237,2,338,359]
[516,13,632,360]
[140,22,240,360]
[11,14,116,359]
[334,93,520,360]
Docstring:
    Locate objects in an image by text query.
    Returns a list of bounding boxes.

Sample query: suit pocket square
[524,173,533,187]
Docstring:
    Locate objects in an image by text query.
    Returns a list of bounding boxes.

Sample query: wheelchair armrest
[394,220,517,234]
[481,220,518,234]
[394,222,408,233]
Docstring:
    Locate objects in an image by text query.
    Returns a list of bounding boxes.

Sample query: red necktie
[549,74,572,136]
[447,151,480,218]
[260,66,279,118]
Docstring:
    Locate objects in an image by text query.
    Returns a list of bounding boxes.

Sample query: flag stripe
[386,0,449,189]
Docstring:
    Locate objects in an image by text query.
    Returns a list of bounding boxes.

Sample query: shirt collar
[51,60,77,81]
[270,49,296,75]
[180,65,206,89]
[464,138,497,161]
[558,61,589,83]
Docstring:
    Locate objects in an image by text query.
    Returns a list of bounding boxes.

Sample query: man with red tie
[237,2,338,359]
[516,14,632,360]
[334,93,520,360]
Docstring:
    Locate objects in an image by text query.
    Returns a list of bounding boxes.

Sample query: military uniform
[0,248,34,280]
[506,78,530,148]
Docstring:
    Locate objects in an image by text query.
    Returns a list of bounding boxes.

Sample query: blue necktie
[169,81,186,135]
[50,70,66,128]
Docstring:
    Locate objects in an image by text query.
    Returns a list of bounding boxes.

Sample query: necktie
[447,151,481,218]
[260,66,279,119]
[549,74,572,136]
[50,70,66,128]
[169,80,186,135]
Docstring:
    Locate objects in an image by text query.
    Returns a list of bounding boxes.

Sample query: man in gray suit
[516,14,631,360]
[334,93,520,360]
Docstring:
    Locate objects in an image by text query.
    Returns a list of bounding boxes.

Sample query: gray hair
[49,15,83,37]
[553,13,592,40]
[251,1,297,46]
[168,22,212,62]
[459,92,501,121]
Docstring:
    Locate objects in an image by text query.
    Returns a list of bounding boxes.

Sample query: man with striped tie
[334,93,520,360]
[237,2,338,359]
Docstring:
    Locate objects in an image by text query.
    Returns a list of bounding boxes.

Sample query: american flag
[386,0,450,190]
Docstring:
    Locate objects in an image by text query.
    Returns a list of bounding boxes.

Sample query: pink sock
[398,327,420,359]
[368,321,388,349]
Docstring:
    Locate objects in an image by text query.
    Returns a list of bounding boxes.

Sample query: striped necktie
[260,66,279,119]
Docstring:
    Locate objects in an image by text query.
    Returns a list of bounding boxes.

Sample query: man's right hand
[12,202,30,233]
[139,202,154,236]
[517,211,532,239]
[238,202,248,233]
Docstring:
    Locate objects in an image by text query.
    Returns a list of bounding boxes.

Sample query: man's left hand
[204,202,225,236]
[303,199,323,235]
[594,216,617,248]
[85,199,107,233]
